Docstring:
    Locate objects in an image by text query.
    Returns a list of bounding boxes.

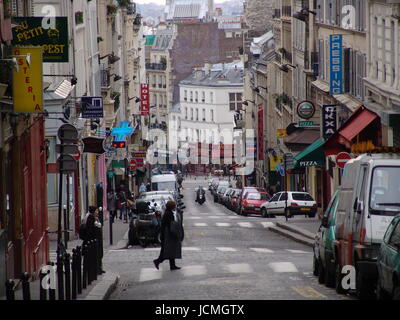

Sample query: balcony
[146,63,167,71]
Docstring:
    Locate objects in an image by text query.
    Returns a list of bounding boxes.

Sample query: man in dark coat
[84,206,105,274]
[153,200,183,270]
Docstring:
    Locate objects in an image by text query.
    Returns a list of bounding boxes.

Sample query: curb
[82,272,120,300]
[275,222,316,240]
[268,225,314,248]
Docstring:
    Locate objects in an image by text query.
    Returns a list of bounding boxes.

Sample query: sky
[134,0,230,5]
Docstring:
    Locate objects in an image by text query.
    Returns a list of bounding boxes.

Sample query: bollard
[71,249,77,300]
[76,246,82,294]
[82,244,88,289]
[21,272,31,300]
[87,242,93,285]
[39,267,47,300]
[57,254,64,300]
[5,279,15,300]
[64,253,71,300]
[49,262,56,300]
[93,239,98,280]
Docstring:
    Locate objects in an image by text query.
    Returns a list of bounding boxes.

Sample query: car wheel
[356,264,375,300]
[318,259,325,284]
[313,255,319,276]
[376,277,390,300]
[335,263,347,294]
[261,208,268,218]
[324,259,335,288]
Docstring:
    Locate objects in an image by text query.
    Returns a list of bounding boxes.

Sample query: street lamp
[254,86,268,93]
[279,64,296,73]
[242,100,255,106]
[128,96,141,103]
[99,52,120,64]
[110,74,122,81]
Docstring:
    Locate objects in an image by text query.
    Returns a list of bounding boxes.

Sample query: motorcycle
[197,193,205,205]
[128,200,161,248]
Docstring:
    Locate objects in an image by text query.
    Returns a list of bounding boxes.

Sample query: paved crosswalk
[188,221,274,228]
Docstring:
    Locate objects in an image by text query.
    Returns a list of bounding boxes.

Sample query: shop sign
[322,104,337,140]
[297,101,316,120]
[299,160,319,167]
[12,47,43,112]
[12,17,69,62]
[276,129,288,138]
[329,34,343,94]
[140,84,149,115]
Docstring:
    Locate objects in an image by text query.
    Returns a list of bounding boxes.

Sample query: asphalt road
[107,178,353,300]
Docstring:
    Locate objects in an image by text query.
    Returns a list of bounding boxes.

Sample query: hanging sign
[140,84,150,115]
[329,34,343,94]
[322,104,337,140]
[12,46,43,112]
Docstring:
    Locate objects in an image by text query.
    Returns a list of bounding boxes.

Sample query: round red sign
[336,152,352,169]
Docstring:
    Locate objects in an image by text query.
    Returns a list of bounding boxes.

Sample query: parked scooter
[128,200,161,247]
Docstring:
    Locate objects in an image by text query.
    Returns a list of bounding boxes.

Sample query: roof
[283,128,320,151]
[152,29,173,51]
[166,0,209,21]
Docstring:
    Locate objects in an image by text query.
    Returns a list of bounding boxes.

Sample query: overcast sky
[134,0,230,5]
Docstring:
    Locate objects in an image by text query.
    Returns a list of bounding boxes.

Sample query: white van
[151,174,178,192]
[334,153,400,299]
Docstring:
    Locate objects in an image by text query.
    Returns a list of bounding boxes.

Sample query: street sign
[336,152,352,169]
[129,159,137,170]
[284,153,295,170]
[81,97,103,118]
[57,124,78,143]
[56,144,78,154]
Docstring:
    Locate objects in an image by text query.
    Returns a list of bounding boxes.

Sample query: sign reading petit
[12,47,43,113]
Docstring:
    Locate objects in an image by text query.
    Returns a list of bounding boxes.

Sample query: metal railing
[146,63,167,71]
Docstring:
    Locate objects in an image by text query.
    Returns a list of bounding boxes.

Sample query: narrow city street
[107,178,352,300]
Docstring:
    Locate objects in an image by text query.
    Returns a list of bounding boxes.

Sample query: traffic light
[112,141,126,148]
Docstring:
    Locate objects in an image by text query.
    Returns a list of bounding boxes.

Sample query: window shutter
[343,48,350,93]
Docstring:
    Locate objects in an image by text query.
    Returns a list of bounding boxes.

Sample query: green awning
[294,138,325,168]
[145,35,156,46]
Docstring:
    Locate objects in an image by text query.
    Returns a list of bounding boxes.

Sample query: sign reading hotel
[12,17,69,63]
[12,47,43,113]
[140,84,150,116]
[329,34,343,94]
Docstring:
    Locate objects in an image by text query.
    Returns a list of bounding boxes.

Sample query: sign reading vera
[12,47,43,113]
[12,17,69,62]
[329,34,343,94]
[140,84,150,115]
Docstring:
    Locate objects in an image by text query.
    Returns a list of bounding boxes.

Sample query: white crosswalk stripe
[182,247,201,251]
[208,216,221,219]
[225,263,253,274]
[194,223,208,227]
[250,248,274,253]
[260,222,275,228]
[216,223,231,227]
[182,265,207,277]
[285,249,310,254]
[237,222,252,228]
[216,247,237,252]
[144,248,160,251]
[139,268,162,282]
[187,217,202,219]
[268,262,298,273]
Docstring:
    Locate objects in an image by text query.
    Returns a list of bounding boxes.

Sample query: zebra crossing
[190,220,274,229]
[135,261,301,282]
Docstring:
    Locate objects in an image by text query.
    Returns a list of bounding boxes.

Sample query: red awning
[339,108,378,142]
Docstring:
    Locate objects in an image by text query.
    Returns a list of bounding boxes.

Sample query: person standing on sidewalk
[107,189,117,222]
[153,200,183,271]
[84,206,105,274]
[139,182,147,194]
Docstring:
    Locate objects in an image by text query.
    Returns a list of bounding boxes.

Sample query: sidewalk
[1,215,129,300]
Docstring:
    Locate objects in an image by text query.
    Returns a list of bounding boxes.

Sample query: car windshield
[152,182,176,191]
[292,193,314,201]
[247,193,269,200]
[370,166,400,215]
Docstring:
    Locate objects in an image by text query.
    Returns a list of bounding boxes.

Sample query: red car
[237,187,267,215]
[229,189,242,212]
[240,192,271,216]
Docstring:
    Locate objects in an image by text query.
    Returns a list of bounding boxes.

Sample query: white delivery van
[334,153,400,299]
[151,174,178,192]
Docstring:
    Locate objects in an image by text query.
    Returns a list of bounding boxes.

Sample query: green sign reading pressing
[12,17,69,63]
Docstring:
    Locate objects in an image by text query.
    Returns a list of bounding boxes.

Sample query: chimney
[204,61,212,76]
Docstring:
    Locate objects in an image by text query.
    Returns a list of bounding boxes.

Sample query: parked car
[333,154,400,299]
[237,187,267,215]
[260,191,317,218]
[221,188,233,206]
[151,174,178,192]
[212,180,230,197]
[313,189,340,288]
[214,185,228,203]
[377,214,400,300]
[229,189,242,212]
[240,192,271,216]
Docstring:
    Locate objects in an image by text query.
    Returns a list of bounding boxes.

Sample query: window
[229,93,243,111]
[184,90,187,101]
[202,91,205,102]
[190,108,193,120]
[210,109,214,122]
[195,92,198,103]
[279,192,288,201]
[292,193,314,201]
[343,48,366,99]
[196,109,199,121]
[270,193,281,202]
[190,91,193,102]
[202,109,206,121]
[185,107,188,119]
[210,92,214,103]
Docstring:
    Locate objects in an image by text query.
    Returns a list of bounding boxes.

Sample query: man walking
[84,206,105,274]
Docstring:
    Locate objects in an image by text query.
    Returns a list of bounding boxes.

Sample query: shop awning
[294,139,325,168]
[339,108,378,141]
[283,128,320,152]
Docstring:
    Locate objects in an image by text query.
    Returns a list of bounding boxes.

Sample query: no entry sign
[336,152,351,169]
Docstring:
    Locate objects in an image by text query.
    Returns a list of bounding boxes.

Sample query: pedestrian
[139,182,147,194]
[146,182,151,192]
[153,200,184,271]
[107,189,117,221]
[84,206,105,274]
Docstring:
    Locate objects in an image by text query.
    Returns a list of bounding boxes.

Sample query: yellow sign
[269,155,283,171]
[12,47,43,112]
[276,129,288,138]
